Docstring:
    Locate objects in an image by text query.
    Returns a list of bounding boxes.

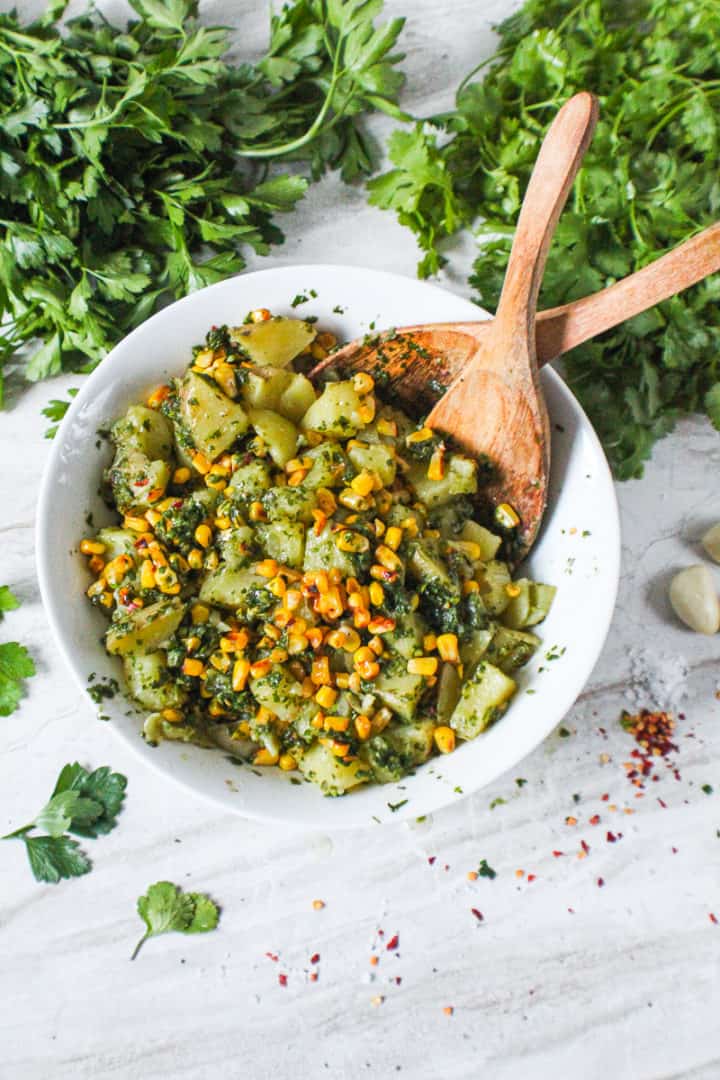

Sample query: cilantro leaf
[0,586,20,620]
[23,835,92,884]
[0,642,36,716]
[132,881,220,959]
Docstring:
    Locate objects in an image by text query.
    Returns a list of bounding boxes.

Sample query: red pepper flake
[515,869,525,879]
[671,846,678,854]
[589,814,600,826]
[710,913,718,925]
[527,873,536,883]
[309,972,318,982]
[386,934,399,951]
[552,850,564,858]
[369,956,379,967]
[565,816,578,826]
[597,877,605,887]
[600,793,609,801]
[470,908,484,922]
[427,856,436,865]
[567,907,575,914]
[310,953,320,965]
[377,929,384,937]
[265,952,279,962]
[606,831,618,843]
[658,798,667,808]
[278,973,288,987]
[443,1006,454,1016]
[580,839,590,855]
[394,976,402,985]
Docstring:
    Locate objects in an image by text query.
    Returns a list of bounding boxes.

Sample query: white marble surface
[2,2,720,1078]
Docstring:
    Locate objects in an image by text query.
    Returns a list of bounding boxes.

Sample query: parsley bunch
[0,0,406,405]
[3,762,127,882]
[370,0,720,477]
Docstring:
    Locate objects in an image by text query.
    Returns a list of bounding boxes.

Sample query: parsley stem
[130,933,149,961]
[1,824,33,840]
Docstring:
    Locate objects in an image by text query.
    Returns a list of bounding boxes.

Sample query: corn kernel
[423,633,437,653]
[368,636,384,656]
[316,488,337,515]
[80,538,106,556]
[377,417,398,437]
[285,588,302,611]
[462,579,479,595]
[270,647,288,664]
[124,515,149,533]
[250,501,267,522]
[352,371,375,395]
[407,657,438,676]
[250,307,271,322]
[185,635,201,653]
[324,715,350,733]
[206,469,228,491]
[311,656,331,685]
[145,509,162,528]
[249,659,271,679]
[339,488,373,512]
[375,544,402,572]
[310,342,327,361]
[311,712,325,730]
[353,608,371,629]
[373,706,393,733]
[353,646,375,667]
[495,502,520,529]
[505,582,522,598]
[278,753,297,772]
[356,660,380,681]
[191,451,212,475]
[317,332,336,350]
[288,469,308,487]
[350,470,375,497]
[255,558,278,579]
[358,400,376,424]
[88,555,105,574]
[335,529,370,554]
[253,748,279,767]
[437,633,460,663]
[172,466,191,485]
[194,524,212,548]
[210,651,231,673]
[367,583,383,608]
[427,444,446,481]
[187,548,204,570]
[213,362,237,398]
[105,554,133,587]
[306,627,325,650]
[161,708,183,724]
[406,426,434,445]
[315,686,337,709]
[384,526,403,551]
[434,726,456,754]
[182,658,205,677]
[232,658,251,692]
[354,715,372,740]
[139,560,157,590]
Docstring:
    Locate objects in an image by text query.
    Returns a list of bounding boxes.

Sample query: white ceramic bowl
[37,265,620,828]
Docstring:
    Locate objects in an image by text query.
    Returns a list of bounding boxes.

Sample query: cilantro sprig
[0,585,35,716]
[132,881,220,960]
[0,0,406,405]
[370,0,720,477]
[3,762,127,882]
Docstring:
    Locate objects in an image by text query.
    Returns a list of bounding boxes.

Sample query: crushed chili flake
[470,908,484,922]
[370,956,379,967]
[597,877,605,887]
[393,976,402,985]
[565,816,578,826]
[309,972,318,982]
[265,952,279,962]
[467,870,478,881]
[589,814,600,826]
[312,899,325,910]
[310,953,320,965]
[386,934,399,951]
[606,831,618,843]
[710,913,718,925]
[278,973,288,987]
[658,798,667,808]
[552,850,564,858]
[671,846,678,854]
[527,873,536,883]
[580,839,590,855]
[443,1006,454,1016]
[601,793,609,801]
[427,856,436,865]
[515,869,525,879]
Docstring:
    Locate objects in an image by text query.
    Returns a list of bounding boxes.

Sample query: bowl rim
[36,262,621,827]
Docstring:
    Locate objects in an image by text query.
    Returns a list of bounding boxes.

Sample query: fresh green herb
[42,389,79,438]
[0,586,20,620]
[477,858,497,880]
[515,777,527,788]
[489,797,506,809]
[387,798,408,812]
[557,726,571,738]
[702,784,714,796]
[0,0,406,406]
[132,880,220,960]
[2,762,127,882]
[371,0,720,477]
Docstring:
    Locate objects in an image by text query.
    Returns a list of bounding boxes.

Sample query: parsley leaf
[0,586,20,620]
[24,835,92,884]
[42,389,78,439]
[477,858,497,879]
[0,642,35,717]
[371,0,720,476]
[132,881,220,959]
[51,762,128,837]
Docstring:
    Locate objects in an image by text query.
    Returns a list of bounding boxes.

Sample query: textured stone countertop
[2,2,719,1078]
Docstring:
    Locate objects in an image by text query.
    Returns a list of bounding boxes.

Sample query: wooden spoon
[312,92,599,560]
[312,221,720,405]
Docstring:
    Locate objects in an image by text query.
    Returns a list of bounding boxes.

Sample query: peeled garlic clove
[669,565,720,635]
[701,523,720,563]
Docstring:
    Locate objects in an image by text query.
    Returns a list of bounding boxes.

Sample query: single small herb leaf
[23,835,92,884]
[0,642,36,716]
[0,586,20,619]
[477,859,497,880]
[132,881,220,959]
[52,762,128,837]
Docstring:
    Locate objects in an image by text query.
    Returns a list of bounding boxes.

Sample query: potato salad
[80,312,555,796]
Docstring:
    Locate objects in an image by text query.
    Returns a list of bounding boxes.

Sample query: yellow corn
[423,633,437,653]
[191,451,212,475]
[505,582,522,598]
[310,342,327,361]
[214,516,232,531]
[358,400,376,424]
[86,578,107,598]
[463,580,480,595]
[306,627,325,651]
[105,554,133,587]
[406,426,434,445]
[354,715,372,740]
[187,548,204,570]
[407,657,438,677]
[80,538,106,556]
[146,384,170,408]
[288,469,308,487]
[311,656,331,685]
[427,444,446,481]
[253,748,279,767]
[88,555,105,574]
[495,502,520,529]
[437,633,460,663]
[367,616,395,635]
[173,466,191,485]
[288,633,309,655]
[400,516,419,538]
[375,544,402,572]
[324,715,350,733]
[194,524,212,548]
[367,582,384,607]
[123,515,148,533]
[316,488,337,515]
[155,565,180,595]
[209,651,231,673]
[185,635,201,654]
[255,558,278,579]
[270,647,288,664]
[434,726,456,754]
[335,530,370,554]
[352,371,374,395]
[373,706,393,733]
[315,686,337,709]
[208,699,226,718]
[182,658,205,677]
[140,560,157,590]
[377,417,398,437]
[356,660,380,681]
[250,659,272,679]
[204,550,219,570]
[206,469,228,492]
[194,348,214,368]
[213,362,237,398]
[368,636,384,656]
[338,488,372,512]
[350,471,375,497]
[250,501,267,522]
[145,509,162,528]
[278,753,297,772]
[353,646,375,667]
[232,658,251,692]
[161,708,183,724]
[250,307,271,322]
[384,526,403,552]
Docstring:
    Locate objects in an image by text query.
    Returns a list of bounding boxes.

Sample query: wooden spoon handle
[535,221,720,364]
[490,91,599,356]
